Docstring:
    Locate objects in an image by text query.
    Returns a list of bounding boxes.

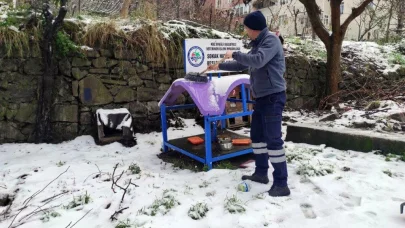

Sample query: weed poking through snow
[138,192,180,216]
[40,211,61,223]
[296,163,334,176]
[224,195,245,214]
[128,163,141,174]
[188,202,209,220]
[64,191,91,209]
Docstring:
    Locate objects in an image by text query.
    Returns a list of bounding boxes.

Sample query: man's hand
[224,50,233,59]
[207,64,219,71]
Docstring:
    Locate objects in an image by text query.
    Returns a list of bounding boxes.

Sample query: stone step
[285,123,405,155]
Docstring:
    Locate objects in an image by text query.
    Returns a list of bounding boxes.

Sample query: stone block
[114,87,137,103]
[135,63,149,73]
[79,75,113,105]
[101,79,127,86]
[138,71,153,80]
[114,50,137,60]
[107,59,119,68]
[129,101,148,117]
[0,59,19,72]
[72,81,79,97]
[85,49,100,58]
[24,58,43,75]
[51,123,78,143]
[100,49,113,57]
[137,87,165,102]
[301,81,316,96]
[80,112,93,125]
[285,123,405,155]
[0,122,26,142]
[15,103,37,123]
[144,80,157,88]
[72,68,89,80]
[59,59,71,77]
[92,57,107,68]
[52,105,79,122]
[146,101,160,114]
[89,68,109,74]
[158,84,170,91]
[156,74,172,84]
[128,75,143,87]
[72,57,91,67]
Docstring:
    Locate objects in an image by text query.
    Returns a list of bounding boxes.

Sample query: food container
[219,141,233,151]
[217,134,233,150]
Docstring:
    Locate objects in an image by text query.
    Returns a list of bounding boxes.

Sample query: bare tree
[298,0,373,107]
[354,0,387,41]
[395,0,404,35]
[286,0,304,36]
[35,0,68,143]
[120,0,132,18]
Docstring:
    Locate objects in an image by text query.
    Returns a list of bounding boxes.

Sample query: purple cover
[158,74,251,116]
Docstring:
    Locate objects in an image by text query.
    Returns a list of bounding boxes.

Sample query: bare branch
[109,207,129,221]
[341,0,374,34]
[298,0,330,45]
[8,166,70,228]
[66,209,93,228]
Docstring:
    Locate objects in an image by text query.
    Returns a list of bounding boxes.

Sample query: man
[207,11,289,197]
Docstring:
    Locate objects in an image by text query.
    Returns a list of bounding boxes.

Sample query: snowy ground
[282,100,405,137]
[1,118,405,228]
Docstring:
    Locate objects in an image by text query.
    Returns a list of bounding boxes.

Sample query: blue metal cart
[160,73,254,170]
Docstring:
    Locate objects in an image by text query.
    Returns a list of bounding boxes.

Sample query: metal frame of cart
[160,73,255,170]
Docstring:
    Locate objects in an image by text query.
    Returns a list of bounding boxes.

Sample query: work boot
[268,185,290,197]
[241,173,269,184]
[241,153,270,184]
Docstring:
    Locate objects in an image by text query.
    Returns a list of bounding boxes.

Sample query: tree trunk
[176,0,180,19]
[325,35,343,105]
[228,11,234,32]
[397,1,404,35]
[35,0,67,143]
[385,4,393,42]
[120,0,131,18]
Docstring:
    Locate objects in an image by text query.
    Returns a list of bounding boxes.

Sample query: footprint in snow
[300,203,317,219]
[339,192,362,207]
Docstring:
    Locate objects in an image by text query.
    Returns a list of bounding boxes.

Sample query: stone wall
[1,47,403,144]
[0,48,188,143]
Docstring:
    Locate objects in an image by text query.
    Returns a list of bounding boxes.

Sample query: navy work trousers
[250,91,288,187]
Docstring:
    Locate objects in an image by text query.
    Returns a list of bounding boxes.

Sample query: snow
[342,41,402,74]
[0,119,405,228]
[96,108,132,129]
[283,100,405,137]
[210,74,250,96]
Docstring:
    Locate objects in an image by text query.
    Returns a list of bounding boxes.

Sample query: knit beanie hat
[243,11,267,31]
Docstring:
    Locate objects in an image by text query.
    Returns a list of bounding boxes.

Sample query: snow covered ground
[282,100,405,138]
[1,118,405,228]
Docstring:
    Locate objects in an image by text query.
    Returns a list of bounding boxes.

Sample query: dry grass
[0,27,29,57]
[130,1,157,20]
[81,21,129,49]
[128,25,168,64]
[81,21,184,67]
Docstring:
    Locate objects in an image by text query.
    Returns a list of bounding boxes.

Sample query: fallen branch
[8,166,70,228]
[40,190,69,204]
[66,209,93,228]
[111,163,125,194]
[109,207,129,221]
[18,204,61,223]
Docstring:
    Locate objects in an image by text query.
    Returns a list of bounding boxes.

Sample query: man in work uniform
[207,11,289,197]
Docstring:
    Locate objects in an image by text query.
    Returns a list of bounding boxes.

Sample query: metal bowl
[219,142,233,151]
